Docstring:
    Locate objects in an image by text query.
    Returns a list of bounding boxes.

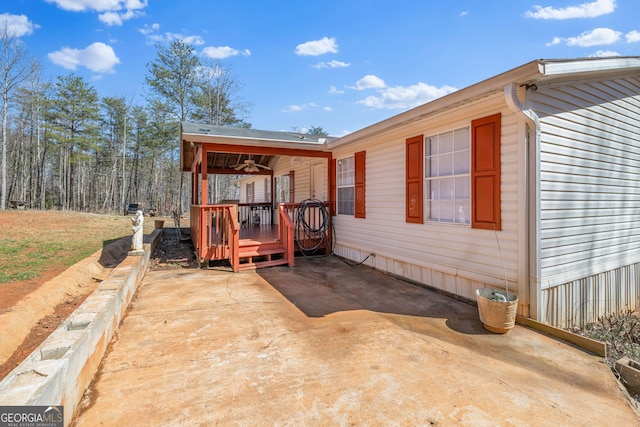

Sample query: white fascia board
[182,132,329,151]
[538,57,640,76]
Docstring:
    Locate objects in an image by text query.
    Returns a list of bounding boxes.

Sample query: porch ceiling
[207,152,274,174]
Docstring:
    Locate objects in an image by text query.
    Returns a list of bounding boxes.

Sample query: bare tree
[192,59,251,127]
[0,22,38,209]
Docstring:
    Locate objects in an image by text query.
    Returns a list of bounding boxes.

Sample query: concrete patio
[74,255,639,426]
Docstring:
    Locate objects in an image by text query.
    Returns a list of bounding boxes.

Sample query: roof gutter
[504,83,541,322]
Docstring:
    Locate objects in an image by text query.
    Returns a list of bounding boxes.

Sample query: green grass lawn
[0,211,159,285]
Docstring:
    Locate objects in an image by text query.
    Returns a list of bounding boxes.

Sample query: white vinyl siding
[331,94,521,301]
[270,156,313,204]
[531,76,640,326]
[239,176,267,203]
[532,77,640,286]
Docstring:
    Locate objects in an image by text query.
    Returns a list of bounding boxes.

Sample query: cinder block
[615,357,640,394]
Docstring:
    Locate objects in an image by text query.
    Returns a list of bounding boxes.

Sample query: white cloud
[329,86,344,94]
[349,75,386,91]
[125,0,147,9]
[357,82,457,110]
[140,27,205,46]
[526,0,615,19]
[168,34,204,45]
[324,106,333,112]
[45,0,120,12]
[283,103,319,113]
[589,50,620,57]
[48,42,120,73]
[46,0,147,25]
[295,37,338,56]
[313,60,350,69]
[547,27,621,47]
[201,46,251,59]
[283,104,304,112]
[99,11,124,26]
[627,30,640,43]
[0,13,40,37]
[138,23,159,35]
[460,11,469,17]
[547,37,563,46]
[99,8,143,26]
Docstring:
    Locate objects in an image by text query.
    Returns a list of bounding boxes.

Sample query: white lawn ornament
[130,210,144,253]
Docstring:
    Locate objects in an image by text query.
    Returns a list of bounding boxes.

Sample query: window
[354,151,366,218]
[337,156,354,215]
[246,182,254,203]
[425,127,471,224]
[275,174,290,203]
[405,113,501,229]
[264,178,271,203]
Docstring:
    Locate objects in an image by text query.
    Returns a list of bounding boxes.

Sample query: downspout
[504,83,542,321]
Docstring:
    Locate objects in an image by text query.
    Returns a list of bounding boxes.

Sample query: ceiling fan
[231,159,271,173]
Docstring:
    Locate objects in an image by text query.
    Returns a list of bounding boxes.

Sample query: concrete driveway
[74,255,639,426]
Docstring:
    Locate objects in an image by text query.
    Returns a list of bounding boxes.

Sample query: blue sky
[2,0,639,136]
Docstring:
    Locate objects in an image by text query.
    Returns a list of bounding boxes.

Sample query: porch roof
[181,123,335,172]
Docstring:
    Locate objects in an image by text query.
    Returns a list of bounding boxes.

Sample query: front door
[311,163,325,201]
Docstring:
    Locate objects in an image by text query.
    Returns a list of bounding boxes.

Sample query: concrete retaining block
[0,229,162,426]
[616,357,640,395]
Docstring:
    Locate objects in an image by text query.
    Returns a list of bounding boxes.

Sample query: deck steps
[238,240,287,271]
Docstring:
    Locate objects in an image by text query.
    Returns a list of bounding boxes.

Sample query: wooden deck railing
[278,204,295,267]
[280,201,332,254]
[237,203,272,227]
[191,201,330,270]
[191,204,239,267]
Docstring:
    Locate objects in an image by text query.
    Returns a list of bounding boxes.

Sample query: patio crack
[225,276,238,303]
[260,332,288,350]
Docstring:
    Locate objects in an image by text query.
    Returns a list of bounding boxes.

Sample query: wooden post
[201,147,208,204]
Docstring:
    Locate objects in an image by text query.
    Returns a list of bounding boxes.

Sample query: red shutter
[330,158,336,216]
[406,135,424,223]
[471,113,501,230]
[289,170,295,203]
[354,151,366,218]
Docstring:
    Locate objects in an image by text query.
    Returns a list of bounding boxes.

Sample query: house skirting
[333,245,509,307]
[541,262,640,328]
[335,246,640,329]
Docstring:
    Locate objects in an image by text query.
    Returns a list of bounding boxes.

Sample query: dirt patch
[0,237,131,380]
[149,228,197,270]
[0,219,193,381]
[0,294,89,380]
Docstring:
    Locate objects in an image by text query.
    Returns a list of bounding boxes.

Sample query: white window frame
[336,156,355,215]
[425,126,471,225]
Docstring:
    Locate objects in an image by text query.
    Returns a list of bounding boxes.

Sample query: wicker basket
[476,288,518,334]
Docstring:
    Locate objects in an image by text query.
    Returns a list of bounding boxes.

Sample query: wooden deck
[239,224,279,242]
[190,203,331,271]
